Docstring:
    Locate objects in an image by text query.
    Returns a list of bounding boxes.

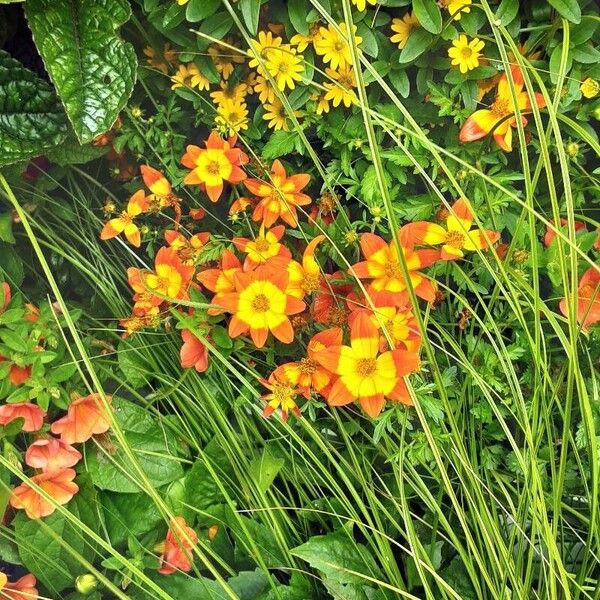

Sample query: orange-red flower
[0,572,38,599]
[543,218,586,248]
[180,329,209,373]
[286,235,326,298]
[1,282,10,312]
[314,311,420,417]
[181,132,248,202]
[140,165,182,225]
[276,328,343,398]
[100,189,149,247]
[244,160,311,228]
[312,272,353,325]
[351,233,440,302]
[158,516,198,575]
[165,230,210,265]
[459,65,545,152]
[25,438,82,471]
[51,393,112,444]
[233,224,291,270]
[0,403,45,432]
[10,468,79,519]
[559,267,600,333]
[401,198,500,260]
[216,264,305,348]
[0,358,33,386]
[260,371,302,421]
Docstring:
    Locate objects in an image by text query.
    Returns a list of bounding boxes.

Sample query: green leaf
[239,0,261,35]
[45,135,107,166]
[412,0,442,34]
[1,330,28,352]
[0,244,23,286]
[288,0,310,35]
[356,23,379,58]
[228,569,270,599]
[24,0,137,144]
[262,130,299,159]
[186,0,220,22]
[117,338,152,388]
[495,0,519,25]
[398,28,434,63]
[571,45,600,64]
[546,0,581,24]
[0,213,14,244]
[249,448,284,494]
[131,572,229,599]
[0,51,68,166]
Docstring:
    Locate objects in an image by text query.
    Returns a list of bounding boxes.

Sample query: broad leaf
[248,447,284,494]
[288,0,310,35]
[239,0,261,35]
[0,51,68,166]
[546,0,581,23]
[25,0,137,143]
[412,0,442,34]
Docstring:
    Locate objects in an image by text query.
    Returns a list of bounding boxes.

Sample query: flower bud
[75,574,98,595]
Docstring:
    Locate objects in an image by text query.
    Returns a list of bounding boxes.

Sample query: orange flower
[559,267,600,333]
[543,218,586,248]
[1,281,10,312]
[459,65,545,152]
[51,394,112,444]
[164,230,210,265]
[244,160,311,228]
[180,329,209,373]
[197,250,243,315]
[312,272,353,325]
[351,233,440,301]
[25,438,82,471]
[158,516,198,575]
[276,328,343,398]
[233,224,291,270]
[260,371,302,421]
[286,235,326,298]
[100,189,149,247]
[0,403,45,432]
[314,311,420,417]
[0,572,38,599]
[216,264,306,348]
[140,165,182,225]
[0,359,33,386]
[401,198,500,260]
[181,132,248,202]
[10,468,79,519]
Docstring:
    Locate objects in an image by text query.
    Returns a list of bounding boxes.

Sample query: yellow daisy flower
[170,63,210,90]
[254,74,277,104]
[448,35,485,74]
[441,0,472,20]
[210,81,249,106]
[263,99,290,131]
[580,77,599,99]
[390,13,419,50]
[323,66,358,107]
[214,98,249,136]
[351,0,377,11]
[143,44,177,74]
[313,23,362,70]
[315,94,330,115]
[208,42,244,81]
[248,31,283,73]
[264,45,304,91]
[290,23,320,53]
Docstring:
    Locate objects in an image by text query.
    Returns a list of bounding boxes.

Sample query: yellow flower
[254,74,276,104]
[390,13,419,50]
[580,77,599,99]
[442,0,472,20]
[313,93,330,115]
[248,31,283,73]
[290,24,320,53]
[323,66,358,107]
[264,45,304,91]
[143,44,177,75]
[351,0,376,10]
[208,42,244,81]
[263,99,289,131]
[210,81,249,106]
[313,23,362,70]
[170,63,210,91]
[214,99,249,136]
[448,35,484,74]
[176,0,189,4]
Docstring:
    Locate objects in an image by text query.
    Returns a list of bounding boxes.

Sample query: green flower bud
[75,574,98,595]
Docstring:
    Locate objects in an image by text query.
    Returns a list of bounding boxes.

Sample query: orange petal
[359,394,385,418]
[327,378,355,406]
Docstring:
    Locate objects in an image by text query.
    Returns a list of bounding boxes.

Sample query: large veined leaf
[25,0,137,144]
[0,51,69,165]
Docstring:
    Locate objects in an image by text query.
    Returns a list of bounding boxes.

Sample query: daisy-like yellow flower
[254,74,277,104]
[170,63,210,91]
[143,44,177,75]
[210,81,249,106]
[215,98,249,136]
[351,0,377,11]
[208,43,244,81]
[264,45,304,91]
[441,0,472,20]
[311,92,330,115]
[290,24,320,53]
[324,66,358,107]
[313,23,362,70]
[390,13,419,50]
[580,77,599,99]
[263,99,289,131]
[448,35,484,74]
[176,0,189,4]
[248,31,283,73]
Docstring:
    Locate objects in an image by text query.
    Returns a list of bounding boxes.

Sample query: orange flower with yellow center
[401,198,500,260]
[286,234,326,298]
[197,249,243,315]
[312,271,353,325]
[233,224,292,270]
[351,233,440,301]
[181,132,248,202]
[460,65,545,152]
[216,264,305,348]
[164,230,210,265]
[260,371,302,421]
[314,311,420,417]
[100,189,149,247]
[140,165,182,226]
[244,160,311,228]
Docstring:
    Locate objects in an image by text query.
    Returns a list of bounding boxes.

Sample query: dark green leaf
[356,23,379,58]
[571,45,600,64]
[249,448,284,494]
[239,0,261,35]
[398,28,434,63]
[228,570,270,599]
[0,51,68,165]
[186,0,220,22]
[25,0,137,143]
[546,0,581,23]
[117,338,152,388]
[496,0,519,25]
[412,0,442,34]
[0,213,14,244]
[262,130,299,159]
[288,0,310,35]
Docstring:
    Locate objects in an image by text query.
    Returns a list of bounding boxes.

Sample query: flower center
[120,211,133,224]
[302,273,321,294]
[384,260,402,278]
[298,357,317,375]
[491,98,510,118]
[356,358,377,377]
[272,383,294,404]
[253,238,271,252]
[338,74,353,88]
[277,62,289,74]
[460,47,473,59]
[445,231,465,248]
[329,306,348,326]
[251,293,270,312]
[333,40,345,52]
[207,160,221,175]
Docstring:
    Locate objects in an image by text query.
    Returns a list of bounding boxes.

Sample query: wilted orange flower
[216,264,305,348]
[51,394,112,444]
[244,160,311,228]
[312,272,353,325]
[158,516,198,575]
[314,311,420,417]
[401,198,500,260]
[197,249,243,315]
[0,358,33,386]
[0,572,38,599]
[351,233,440,301]
[543,218,586,248]
[0,402,45,432]
[1,282,10,312]
[181,132,248,202]
[25,438,82,471]
[164,230,210,265]
[100,189,149,247]
[143,44,177,74]
[260,371,302,421]
[180,329,209,373]
[459,65,545,152]
[233,224,291,270]
[276,328,343,398]
[286,235,326,298]
[10,468,79,519]
[559,267,600,333]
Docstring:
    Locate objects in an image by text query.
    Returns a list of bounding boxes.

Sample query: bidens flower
[100,189,149,247]
[137,247,195,302]
[0,572,38,599]
[260,371,302,421]
[324,66,358,107]
[559,267,600,333]
[197,249,243,315]
[158,517,198,575]
[51,393,112,444]
[390,13,419,50]
[441,0,472,20]
[580,77,599,99]
[314,23,362,70]
[180,329,209,374]
[264,45,304,91]
[448,35,485,74]
[351,0,376,11]
[233,224,291,270]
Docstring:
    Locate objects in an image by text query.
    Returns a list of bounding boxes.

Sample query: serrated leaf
[546,0,581,24]
[0,51,68,166]
[262,130,298,159]
[25,0,137,144]
[412,0,442,34]
[239,0,261,35]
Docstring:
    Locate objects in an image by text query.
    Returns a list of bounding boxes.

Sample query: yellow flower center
[491,97,510,119]
[253,238,271,252]
[334,40,345,52]
[460,47,473,59]
[338,73,353,88]
[356,357,377,376]
[120,211,133,224]
[302,272,321,294]
[206,160,222,175]
[384,260,402,278]
[277,61,289,74]
[251,293,270,312]
[445,230,465,248]
[271,382,294,404]
[298,357,317,375]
